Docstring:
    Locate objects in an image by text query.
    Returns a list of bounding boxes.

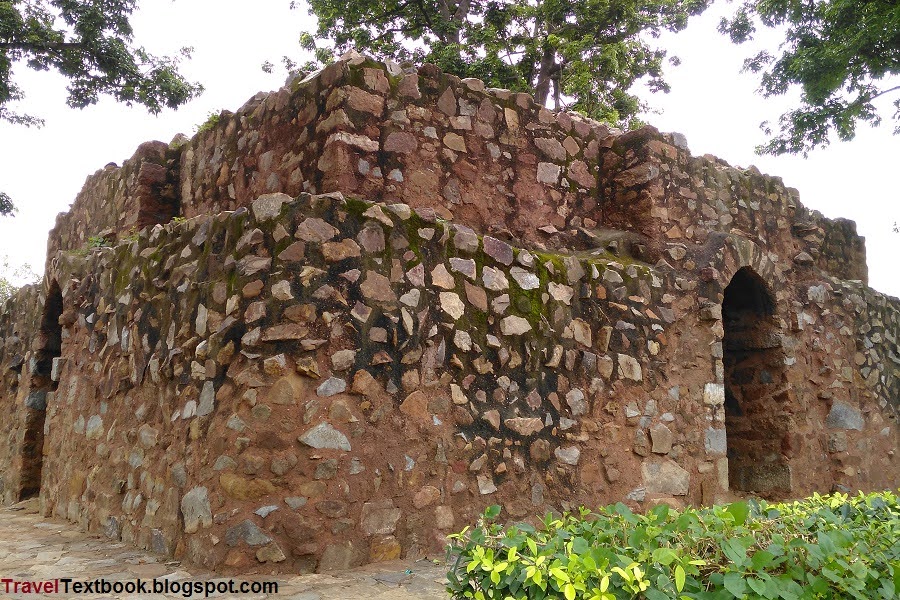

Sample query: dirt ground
[0,500,450,599]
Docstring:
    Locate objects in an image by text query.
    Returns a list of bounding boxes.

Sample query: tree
[0,0,203,214]
[720,0,900,156]
[0,191,12,215]
[301,0,709,127]
[0,256,39,303]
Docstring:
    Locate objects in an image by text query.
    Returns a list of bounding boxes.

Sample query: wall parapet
[48,52,867,284]
[45,140,180,272]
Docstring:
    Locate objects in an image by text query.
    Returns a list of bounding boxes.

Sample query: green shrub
[195,110,222,134]
[87,235,108,248]
[446,491,900,600]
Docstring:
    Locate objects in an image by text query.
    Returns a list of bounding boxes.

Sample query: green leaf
[722,539,749,568]
[775,575,804,600]
[444,490,900,600]
[817,531,837,556]
[653,547,678,566]
[747,577,767,596]
[723,572,747,598]
[572,536,589,555]
[0,1,201,126]
[726,501,750,526]
[650,503,670,521]
[720,0,900,155]
[484,505,501,520]
[750,550,775,571]
[675,565,686,592]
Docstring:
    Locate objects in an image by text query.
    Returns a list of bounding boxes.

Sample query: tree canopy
[0,0,202,215]
[302,0,709,127]
[720,0,900,156]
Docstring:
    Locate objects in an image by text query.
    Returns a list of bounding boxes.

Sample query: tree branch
[372,24,428,43]
[437,0,451,22]
[868,85,900,102]
[0,41,83,52]
[452,0,470,23]
[376,0,415,21]
[414,0,437,37]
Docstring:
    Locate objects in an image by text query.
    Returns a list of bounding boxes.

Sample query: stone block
[642,459,690,496]
[181,487,212,534]
[251,193,290,221]
[704,428,727,455]
[825,401,864,431]
[361,501,401,536]
[703,383,725,407]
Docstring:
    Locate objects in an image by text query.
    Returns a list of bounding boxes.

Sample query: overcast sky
[0,0,897,296]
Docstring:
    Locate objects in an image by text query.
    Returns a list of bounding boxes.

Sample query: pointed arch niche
[18,280,63,500]
[722,267,792,496]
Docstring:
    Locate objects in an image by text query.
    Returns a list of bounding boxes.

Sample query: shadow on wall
[19,280,62,500]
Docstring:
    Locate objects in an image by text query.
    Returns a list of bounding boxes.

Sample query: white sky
[0,1,897,296]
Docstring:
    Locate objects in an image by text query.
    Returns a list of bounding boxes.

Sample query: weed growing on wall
[87,235,108,248]
[121,227,139,243]
[446,491,900,599]
[195,111,222,134]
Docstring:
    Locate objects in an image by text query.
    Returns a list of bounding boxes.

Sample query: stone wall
[0,284,47,504]
[1,53,897,574]
[595,127,870,285]
[176,55,616,256]
[48,55,872,290]
[34,192,703,570]
[45,140,180,267]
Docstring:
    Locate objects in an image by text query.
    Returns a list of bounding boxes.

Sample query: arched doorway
[722,267,792,496]
[18,281,63,500]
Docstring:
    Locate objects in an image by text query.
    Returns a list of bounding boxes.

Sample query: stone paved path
[0,500,449,599]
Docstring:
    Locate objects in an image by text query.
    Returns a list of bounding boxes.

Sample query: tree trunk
[435,0,469,44]
[552,74,561,110]
[534,45,557,107]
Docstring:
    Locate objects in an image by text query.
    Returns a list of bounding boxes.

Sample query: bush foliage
[446,491,900,600]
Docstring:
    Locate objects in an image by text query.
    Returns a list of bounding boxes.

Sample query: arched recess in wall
[18,280,63,500]
[722,267,793,497]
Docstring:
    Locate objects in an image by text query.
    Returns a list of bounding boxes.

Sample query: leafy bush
[195,111,222,134]
[446,491,900,600]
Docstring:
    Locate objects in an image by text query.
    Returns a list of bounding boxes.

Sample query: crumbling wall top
[46,52,868,284]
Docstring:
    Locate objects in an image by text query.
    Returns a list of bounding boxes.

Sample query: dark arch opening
[18,280,63,500]
[723,267,792,497]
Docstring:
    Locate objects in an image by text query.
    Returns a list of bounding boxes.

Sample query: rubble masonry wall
[0,54,896,574]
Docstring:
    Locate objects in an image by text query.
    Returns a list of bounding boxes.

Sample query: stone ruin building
[0,53,897,573]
